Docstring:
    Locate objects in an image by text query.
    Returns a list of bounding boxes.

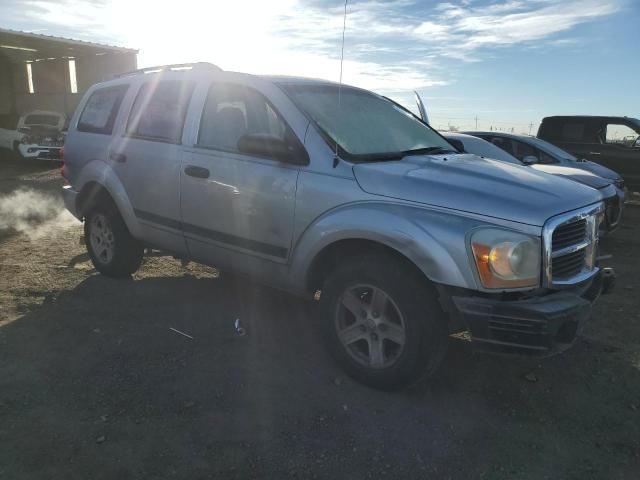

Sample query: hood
[532,164,612,189]
[353,154,602,227]
[568,159,622,183]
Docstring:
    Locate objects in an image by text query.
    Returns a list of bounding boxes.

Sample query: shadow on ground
[1,270,639,479]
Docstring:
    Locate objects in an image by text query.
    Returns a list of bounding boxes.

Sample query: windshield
[528,136,577,160]
[24,114,61,127]
[281,84,453,160]
[629,117,640,131]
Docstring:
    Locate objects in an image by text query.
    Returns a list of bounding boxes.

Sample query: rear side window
[127,80,193,143]
[77,85,128,134]
[561,123,585,142]
[197,83,289,153]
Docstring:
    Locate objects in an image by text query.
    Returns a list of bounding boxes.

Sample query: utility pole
[474,115,478,129]
[529,122,534,135]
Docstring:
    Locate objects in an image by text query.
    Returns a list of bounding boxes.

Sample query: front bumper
[18,143,62,161]
[451,269,609,356]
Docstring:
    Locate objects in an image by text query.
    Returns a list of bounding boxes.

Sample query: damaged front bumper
[448,268,614,356]
[18,143,62,161]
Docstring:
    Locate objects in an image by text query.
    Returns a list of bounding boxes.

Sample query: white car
[0,119,25,155]
[16,110,67,161]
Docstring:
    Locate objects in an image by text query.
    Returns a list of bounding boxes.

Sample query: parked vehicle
[0,116,24,156]
[16,110,67,161]
[62,63,614,389]
[538,116,640,191]
[452,132,624,233]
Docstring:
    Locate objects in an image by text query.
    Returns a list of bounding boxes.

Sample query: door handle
[589,152,601,156]
[184,165,210,179]
[109,152,127,163]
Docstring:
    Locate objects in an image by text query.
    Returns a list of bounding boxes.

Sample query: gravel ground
[0,155,639,479]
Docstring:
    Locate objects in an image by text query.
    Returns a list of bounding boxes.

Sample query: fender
[74,160,143,238]
[288,201,486,292]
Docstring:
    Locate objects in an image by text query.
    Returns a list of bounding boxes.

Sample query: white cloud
[0,0,623,94]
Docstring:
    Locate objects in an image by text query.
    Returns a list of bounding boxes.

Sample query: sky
[2,0,638,133]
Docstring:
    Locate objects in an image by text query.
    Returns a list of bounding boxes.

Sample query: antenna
[334,0,348,168]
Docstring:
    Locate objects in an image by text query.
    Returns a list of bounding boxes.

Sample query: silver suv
[62,63,612,389]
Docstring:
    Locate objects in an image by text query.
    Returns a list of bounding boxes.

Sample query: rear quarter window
[77,85,128,135]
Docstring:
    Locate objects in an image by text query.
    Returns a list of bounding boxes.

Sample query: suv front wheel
[319,254,448,390]
[84,203,144,277]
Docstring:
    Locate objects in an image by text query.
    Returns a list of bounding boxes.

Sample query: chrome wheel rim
[89,214,115,265]
[335,284,406,369]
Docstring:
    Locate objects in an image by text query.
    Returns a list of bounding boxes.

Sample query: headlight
[470,228,540,289]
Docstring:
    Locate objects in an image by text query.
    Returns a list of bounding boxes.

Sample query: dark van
[538,116,640,191]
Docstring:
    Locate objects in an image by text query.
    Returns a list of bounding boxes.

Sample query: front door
[590,121,640,189]
[180,82,300,274]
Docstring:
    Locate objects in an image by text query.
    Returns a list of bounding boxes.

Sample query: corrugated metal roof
[0,27,137,62]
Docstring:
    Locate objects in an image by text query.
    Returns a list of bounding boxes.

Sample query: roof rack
[115,62,222,79]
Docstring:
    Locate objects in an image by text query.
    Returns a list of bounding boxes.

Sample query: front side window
[511,139,540,161]
[77,85,128,134]
[127,80,193,142]
[281,84,452,161]
[605,123,639,147]
[198,83,289,153]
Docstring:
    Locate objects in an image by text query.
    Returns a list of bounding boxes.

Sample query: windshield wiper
[402,146,458,156]
[350,147,459,163]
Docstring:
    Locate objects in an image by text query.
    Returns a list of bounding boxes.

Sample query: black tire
[319,254,448,390]
[84,201,144,278]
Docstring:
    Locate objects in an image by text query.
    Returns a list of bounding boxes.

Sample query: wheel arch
[306,238,426,295]
[73,161,142,237]
[290,203,475,296]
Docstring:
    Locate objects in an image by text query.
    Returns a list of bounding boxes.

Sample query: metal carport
[0,28,137,122]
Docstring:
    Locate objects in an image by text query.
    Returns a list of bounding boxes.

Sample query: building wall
[4,51,137,120]
[0,57,13,115]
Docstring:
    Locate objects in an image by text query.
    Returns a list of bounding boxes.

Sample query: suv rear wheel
[319,254,448,390]
[84,203,143,277]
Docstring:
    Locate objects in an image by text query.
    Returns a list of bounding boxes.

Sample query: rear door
[180,81,301,272]
[111,76,193,254]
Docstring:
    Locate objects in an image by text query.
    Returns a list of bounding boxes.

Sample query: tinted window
[482,136,516,157]
[561,123,585,142]
[78,85,128,134]
[538,118,562,140]
[511,139,540,161]
[198,83,289,153]
[127,80,193,142]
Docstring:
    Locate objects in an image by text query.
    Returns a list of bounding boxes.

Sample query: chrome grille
[543,203,603,287]
[552,249,585,279]
[552,219,586,250]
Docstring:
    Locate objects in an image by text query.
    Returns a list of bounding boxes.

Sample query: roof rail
[114,62,222,79]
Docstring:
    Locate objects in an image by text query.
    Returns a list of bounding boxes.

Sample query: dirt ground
[0,155,639,480]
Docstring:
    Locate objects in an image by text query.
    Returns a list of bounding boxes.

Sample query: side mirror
[237,133,308,165]
[522,155,538,165]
